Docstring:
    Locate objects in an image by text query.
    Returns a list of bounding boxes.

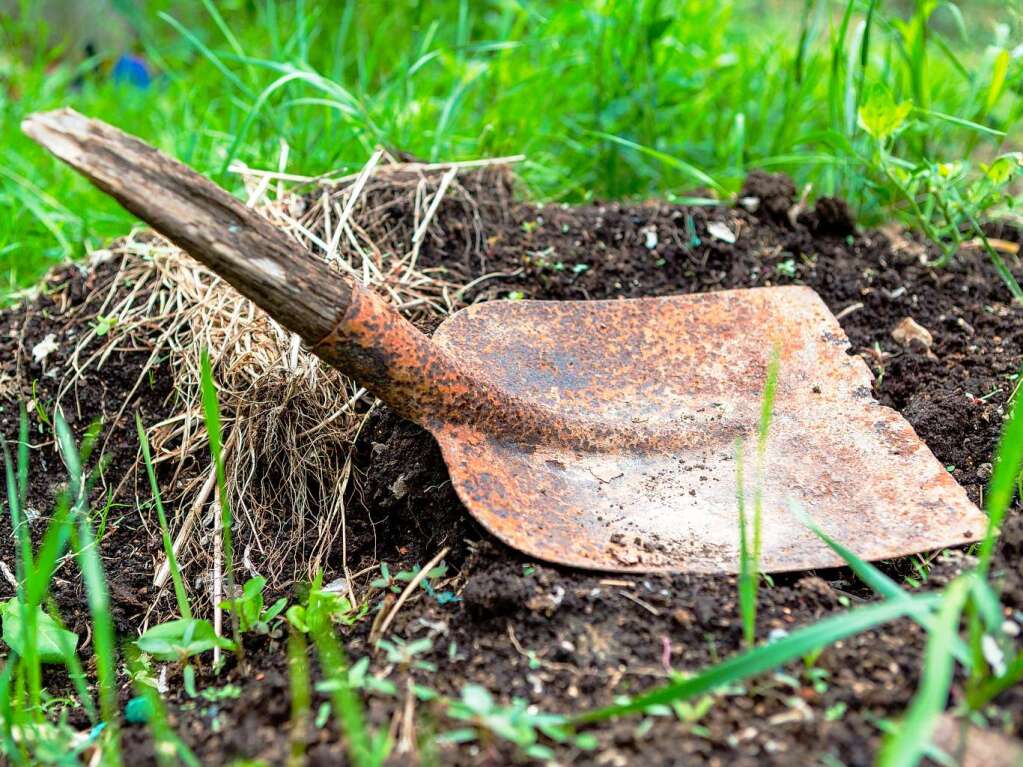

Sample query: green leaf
[0,599,79,665]
[575,593,941,723]
[858,86,913,140]
[461,684,494,713]
[795,502,971,664]
[986,49,1010,114]
[137,618,233,662]
[264,597,288,623]
[286,604,309,633]
[983,154,1022,186]
[437,728,477,744]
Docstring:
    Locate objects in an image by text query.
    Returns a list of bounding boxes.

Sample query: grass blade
[796,502,970,665]
[54,413,122,765]
[587,130,728,195]
[287,628,311,766]
[976,367,1023,575]
[877,576,972,767]
[136,413,192,620]
[575,593,941,723]
[200,350,242,658]
[310,620,380,767]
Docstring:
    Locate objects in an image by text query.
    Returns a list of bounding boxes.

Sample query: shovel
[23,109,987,574]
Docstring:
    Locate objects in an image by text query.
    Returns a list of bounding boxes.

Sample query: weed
[371,562,448,594]
[220,577,288,635]
[286,571,367,633]
[200,349,242,659]
[441,684,596,761]
[136,413,191,620]
[376,637,436,673]
[0,600,78,665]
[737,347,780,646]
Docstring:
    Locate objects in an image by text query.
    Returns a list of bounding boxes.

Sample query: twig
[397,678,417,754]
[371,546,449,644]
[405,167,457,279]
[620,590,661,617]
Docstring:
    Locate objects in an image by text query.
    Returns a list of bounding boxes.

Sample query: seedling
[316,656,398,699]
[371,562,448,594]
[286,572,367,634]
[219,576,287,635]
[376,636,436,673]
[441,684,597,761]
[136,618,235,664]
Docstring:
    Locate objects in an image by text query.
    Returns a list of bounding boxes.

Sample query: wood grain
[22,108,347,344]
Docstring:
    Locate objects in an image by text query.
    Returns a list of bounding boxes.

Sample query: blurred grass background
[1,0,1020,296]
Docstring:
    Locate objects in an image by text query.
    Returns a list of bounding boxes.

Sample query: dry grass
[51,151,518,600]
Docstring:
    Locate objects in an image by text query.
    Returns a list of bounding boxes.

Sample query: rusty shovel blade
[429,287,986,572]
[23,109,988,574]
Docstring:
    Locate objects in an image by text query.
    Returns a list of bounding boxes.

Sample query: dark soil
[1,169,1021,765]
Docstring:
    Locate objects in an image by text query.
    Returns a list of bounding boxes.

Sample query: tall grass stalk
[54,412,121,765]
[735,437,754,646]
[310,621,383,767]
[136,413,192,620]
[287,628,312,767]
[200,349,243,660]
[737,348,780,646]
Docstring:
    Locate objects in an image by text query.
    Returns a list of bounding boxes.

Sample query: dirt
[1,169,1021,765]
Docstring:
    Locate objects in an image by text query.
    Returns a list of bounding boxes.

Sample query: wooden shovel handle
[21,109,477,424]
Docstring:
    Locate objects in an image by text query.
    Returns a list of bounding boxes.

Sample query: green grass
[737,346,781,646]
[136,413,192,621]
[2,0,1022,296]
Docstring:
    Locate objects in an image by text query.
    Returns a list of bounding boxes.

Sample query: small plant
[286,572,368,634]
[346,657,398,696]
[736,347,780,647]
[137,618,235,664]
[441,684,597,761]
[200,349,243,660]
[308,611,391,767]
[376,636,436,673]
[371,562,448,594]
[640,674,716,735]
[856,84,1023,301]
[220,577,287,635]
[315,656,399,700]
[92,314,118,337]
[136,617,234,698]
